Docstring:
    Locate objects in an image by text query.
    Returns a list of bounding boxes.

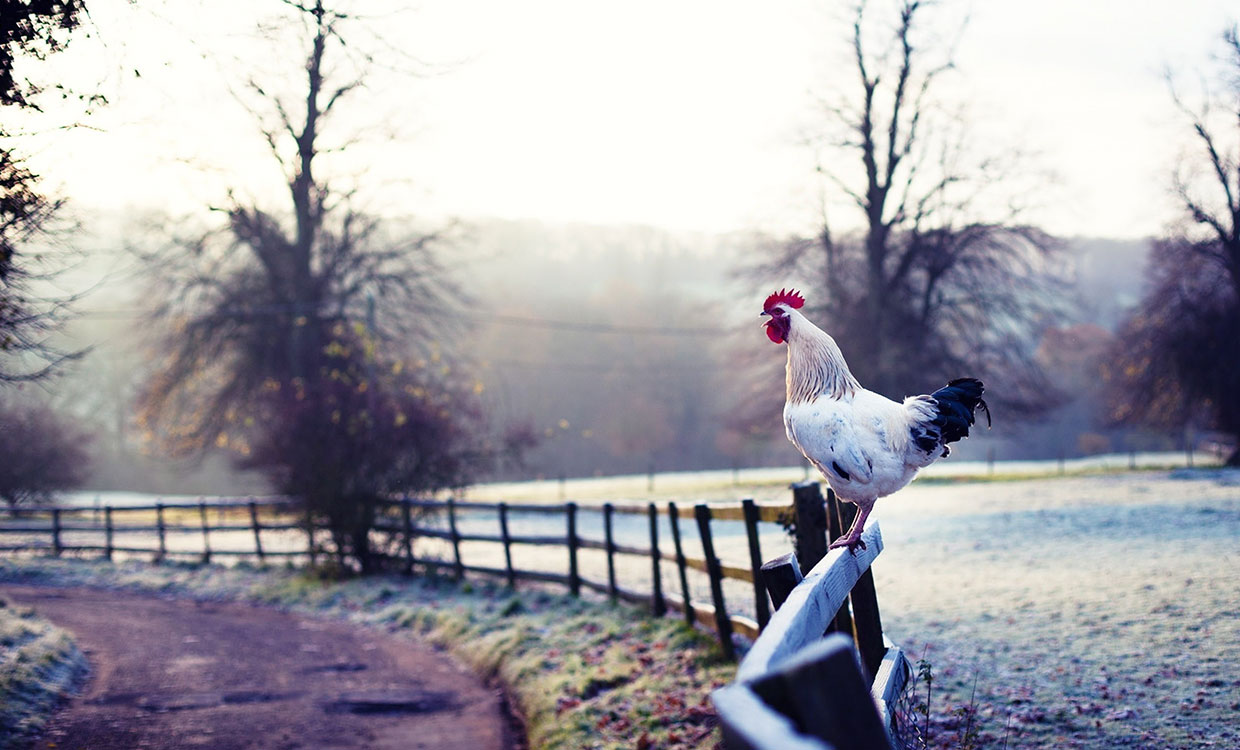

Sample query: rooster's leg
[828,506,871,552]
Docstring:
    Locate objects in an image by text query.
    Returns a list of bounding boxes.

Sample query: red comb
[764,288,805,311]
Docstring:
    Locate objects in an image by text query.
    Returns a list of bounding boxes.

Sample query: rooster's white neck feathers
[784,310,860,404]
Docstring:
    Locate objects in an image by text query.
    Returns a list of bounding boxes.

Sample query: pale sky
[12,0,1239,240]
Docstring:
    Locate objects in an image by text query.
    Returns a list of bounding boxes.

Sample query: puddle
[322,689,455,715]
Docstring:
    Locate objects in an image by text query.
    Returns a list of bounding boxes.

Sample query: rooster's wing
[784,399,876,485]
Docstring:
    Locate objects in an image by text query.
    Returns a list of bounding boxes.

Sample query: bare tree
[0,0,90,382]
[1106,26,1240,465]
[756,0,1061,414]
[138,1,516,570]
[0,394,90,507]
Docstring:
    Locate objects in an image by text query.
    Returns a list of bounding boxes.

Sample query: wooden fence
[0,487,838,659]
[711,484,911,750]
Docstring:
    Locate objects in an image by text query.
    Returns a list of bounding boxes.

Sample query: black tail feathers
[930,377,991,444]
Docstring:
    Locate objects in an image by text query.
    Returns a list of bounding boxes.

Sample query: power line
[75,304,731,337]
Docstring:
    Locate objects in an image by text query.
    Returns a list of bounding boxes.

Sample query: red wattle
[765,322,784,344]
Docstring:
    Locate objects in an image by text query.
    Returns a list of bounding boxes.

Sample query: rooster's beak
[759,311,771,317]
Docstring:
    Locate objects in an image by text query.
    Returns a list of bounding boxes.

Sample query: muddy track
[1,585,520,750]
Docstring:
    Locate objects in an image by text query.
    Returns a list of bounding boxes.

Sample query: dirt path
[1,585,519,750]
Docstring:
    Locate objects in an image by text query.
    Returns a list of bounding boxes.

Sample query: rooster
[761,288,990,551]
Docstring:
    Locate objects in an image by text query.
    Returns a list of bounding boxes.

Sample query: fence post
[567,502,580,596]
[825,490,855,636]
[498,502,515,588]
[694,504,735,660]
[791,481,828,571]
[742,498,771,630]
[51,509,62,557]
[760,552,803,611]
[248,501,264,561]
[104,507,113,561]
[668,502,693,626]
[401,498,415,577]
[831,492,886,679]
[304,505,317,566]
[447,498,464,580]
[155,503,166,563]
[199,502,211,564]
[603,503,617,601]
[648,503,666,617]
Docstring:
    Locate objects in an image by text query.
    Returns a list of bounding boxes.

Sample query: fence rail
[0,490,805,656]
[712,483,910,750]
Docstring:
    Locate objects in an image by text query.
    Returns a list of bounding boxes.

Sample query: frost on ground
[402,468,1240,749]
[0,600,87,750]
[867,471,1240,749]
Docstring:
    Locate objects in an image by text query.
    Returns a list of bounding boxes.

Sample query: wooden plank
[694,504,735,660]
[749,633,893,750]
[760,552,803,612]
[742,499,771,630]
[454,531,505,544]
[648,503,666,617]
[408,526,453,541]
[713,683,837,750]
[871,647,911,747]
[505,534,570,546]
[663,594,760,641]
[736,523,882,684]
[719,562,755,583]
[668,502,693,626]
[757,504,794,524]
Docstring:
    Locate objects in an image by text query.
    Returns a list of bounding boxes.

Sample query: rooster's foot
[828,534,866,553]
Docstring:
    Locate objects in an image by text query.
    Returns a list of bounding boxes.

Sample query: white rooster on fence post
[761,289,990,551]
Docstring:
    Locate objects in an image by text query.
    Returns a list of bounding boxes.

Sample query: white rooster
[761,288,990,551]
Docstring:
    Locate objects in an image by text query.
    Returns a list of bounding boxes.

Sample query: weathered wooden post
[104,506,114,561]
[791,481,828,571]
[401,499,415,577]
[748,635,894,750]
[742,499,772,629]
[566,502,580,596]
[668,502,693,626]
[447,498,463,580]
[830,493,885,679]
[51,509,62,557]
[694,504,735,660]
[648,503,666,617]
[498,502,515,588]
[759,552,803,611]
[155,503,167,562]
[603,503,618,601]
[248,501,264,561]
[824,490,855,636]
[199,502,211,564]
